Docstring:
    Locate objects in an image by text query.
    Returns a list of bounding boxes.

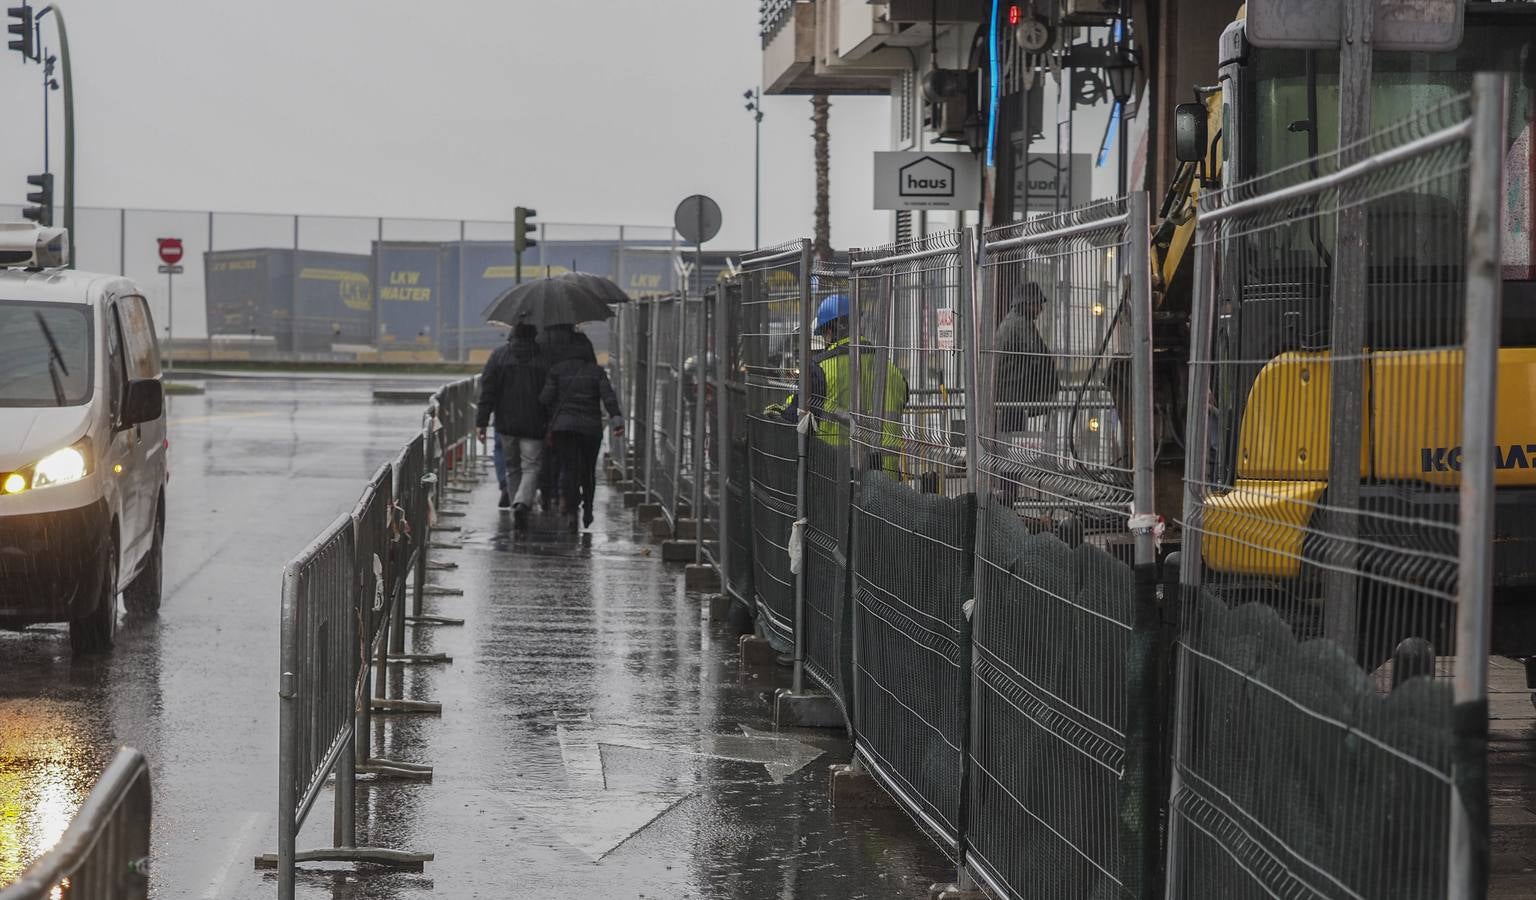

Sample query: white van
[0,224,166,654]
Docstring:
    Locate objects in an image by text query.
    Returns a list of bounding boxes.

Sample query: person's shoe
[582,506,595,528]
[513,503,529,531]
[498,487,511,510]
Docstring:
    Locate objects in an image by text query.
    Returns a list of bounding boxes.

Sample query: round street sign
[157,238,184,266]
[674,195,722,245]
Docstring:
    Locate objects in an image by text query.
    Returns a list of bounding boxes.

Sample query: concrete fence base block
[707,593,735,620]
[774,689,843,729]
[635,503,663,523]
[928,886,987,900]
[738,634,778,670]
[650,518,674,543]
[828,764,899,809]
[672,518,699,541]
[660,540,695,562]
[623,491,646,508]
[684,564,720,592]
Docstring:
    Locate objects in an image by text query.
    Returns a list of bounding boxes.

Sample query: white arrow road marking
[502,790,689,862]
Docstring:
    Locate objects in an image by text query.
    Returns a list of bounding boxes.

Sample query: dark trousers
[552,431,602,513]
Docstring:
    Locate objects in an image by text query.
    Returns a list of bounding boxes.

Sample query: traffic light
[7,4,33,60]
[514,206,537,255]
[23,172,52,226]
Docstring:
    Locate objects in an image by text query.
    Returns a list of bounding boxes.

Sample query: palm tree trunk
[811,94,831,262]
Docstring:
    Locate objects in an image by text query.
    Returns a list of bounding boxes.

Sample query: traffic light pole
[42,2,72,265]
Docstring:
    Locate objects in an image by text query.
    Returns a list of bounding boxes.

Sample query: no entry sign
[157,238,183,266]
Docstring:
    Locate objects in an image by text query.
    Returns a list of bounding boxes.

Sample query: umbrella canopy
[483,276,617,328]
[557,272,629,305]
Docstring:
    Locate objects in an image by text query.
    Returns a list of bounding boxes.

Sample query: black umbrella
[557,272,629,305]
[483,276,616,328]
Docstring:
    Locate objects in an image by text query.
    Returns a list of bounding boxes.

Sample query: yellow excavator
[1150,2,1536,667]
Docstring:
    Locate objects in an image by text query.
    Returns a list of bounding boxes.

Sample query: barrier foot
[660,540,695,562]
[404,615,465,626]
[774,689,843,729]
[422,585,464,596]
[436,510,466,519]
[433,524,463,532]
[386,651,453,664]
[357,758,434,781]
[623,491,646,508]
[254,847,434,871]
[371,698,444,715]
[428,542,461,551]
[829,763,898,809]
[443,487,473,495]
[738,635,778,671]
[685,564,720,592]
[635,503,663,523]
[427,561,459,571]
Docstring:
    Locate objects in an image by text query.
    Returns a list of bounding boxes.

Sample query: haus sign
[873,151,981,211]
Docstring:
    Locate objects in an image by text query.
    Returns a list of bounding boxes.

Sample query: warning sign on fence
[935,308,956,350]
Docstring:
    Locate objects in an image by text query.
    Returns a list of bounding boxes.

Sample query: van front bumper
[0,499,109,625]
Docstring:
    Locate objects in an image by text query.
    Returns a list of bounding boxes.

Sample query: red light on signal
[1008,4,1021,26]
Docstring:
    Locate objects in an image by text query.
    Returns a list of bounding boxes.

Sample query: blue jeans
[498,434,544,509]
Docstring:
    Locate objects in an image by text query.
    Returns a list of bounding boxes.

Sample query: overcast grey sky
[0,0,893,250]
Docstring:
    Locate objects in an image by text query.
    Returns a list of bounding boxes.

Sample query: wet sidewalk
[283,458,950,899]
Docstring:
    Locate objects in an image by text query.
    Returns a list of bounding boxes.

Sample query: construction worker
[768,294,908,471]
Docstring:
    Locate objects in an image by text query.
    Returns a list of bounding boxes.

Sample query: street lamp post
[744,88,763,250]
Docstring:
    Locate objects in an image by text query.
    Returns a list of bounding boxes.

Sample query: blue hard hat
[813,294,850,333]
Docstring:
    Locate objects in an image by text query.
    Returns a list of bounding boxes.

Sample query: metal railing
[0,748,151,900]
[256,376,479,899]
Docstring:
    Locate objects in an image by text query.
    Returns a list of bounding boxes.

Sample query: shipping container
[373,241,443,357]
[291,250,374,352]
[203,248,294,350]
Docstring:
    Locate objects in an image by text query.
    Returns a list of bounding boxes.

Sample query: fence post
[792,239,813,694]
[694,292,710,561]
[671,297,687,526]
[715,284,732,582]
[645,299,659,499]
[1448,72,1504,900]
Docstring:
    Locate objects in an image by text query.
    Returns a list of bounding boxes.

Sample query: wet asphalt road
[0,376,949,899]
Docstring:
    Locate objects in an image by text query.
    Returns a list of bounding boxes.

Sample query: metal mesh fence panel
[968,195,1163,899]
[740,241,808,646]
[718,279,756,603]
[648,296,683,516]
[847,230,974,853]
[679,293,704,523]
[694,289,722,562]
[1166,88,1499,899]
[801,259,855,708]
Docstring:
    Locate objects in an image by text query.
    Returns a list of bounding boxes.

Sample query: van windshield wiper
[34,311,69,406]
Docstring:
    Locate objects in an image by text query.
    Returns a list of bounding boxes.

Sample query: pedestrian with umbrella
[482,272,627,531]
[476,322,548,530]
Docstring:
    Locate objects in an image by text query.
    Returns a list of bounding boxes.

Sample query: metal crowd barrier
[607,76,1502,900]
[258,377,479,899]
[0,748,151,900]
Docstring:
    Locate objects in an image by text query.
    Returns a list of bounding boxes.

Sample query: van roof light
[0,222,70,269]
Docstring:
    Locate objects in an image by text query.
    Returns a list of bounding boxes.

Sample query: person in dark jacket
[536,324,596,510]
[540,348,623,532]
[476,323,548,530]
[994,282,1058,432]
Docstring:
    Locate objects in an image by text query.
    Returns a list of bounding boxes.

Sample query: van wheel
[71,542,118,656]
[125,499,164,615]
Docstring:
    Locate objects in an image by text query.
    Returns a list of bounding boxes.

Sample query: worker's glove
[763,403,786,419]
[610,415,625,435]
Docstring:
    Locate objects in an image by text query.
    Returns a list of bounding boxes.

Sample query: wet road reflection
[2,374,949,898]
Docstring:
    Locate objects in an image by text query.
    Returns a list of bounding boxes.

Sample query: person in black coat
[994,282,1058,432]
[476,323,548,529]
[540,347,623,532]
[536,324,597,510]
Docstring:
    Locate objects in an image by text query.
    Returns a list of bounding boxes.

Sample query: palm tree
[811,94,831,262]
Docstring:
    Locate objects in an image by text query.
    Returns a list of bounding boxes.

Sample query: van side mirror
[122,379,163,427]
[1174,103,1208,164]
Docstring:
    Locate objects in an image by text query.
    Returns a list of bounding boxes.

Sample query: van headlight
[0,440,91,494]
